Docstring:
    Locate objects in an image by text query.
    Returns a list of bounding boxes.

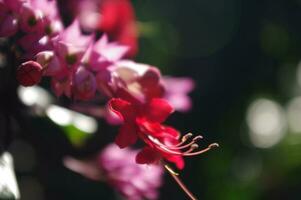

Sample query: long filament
[164,164,198,200]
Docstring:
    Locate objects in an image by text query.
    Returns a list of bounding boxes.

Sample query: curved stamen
[192,135,203,141]
[168,140,196,150]
[147,135,185,155]
[183,143,219,156]
[147,135,219,157]
[183,144,199,154]
[175,133,193,147]
[168,135,202,150]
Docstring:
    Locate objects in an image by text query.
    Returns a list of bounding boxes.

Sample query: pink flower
[51,19,94,71]
[77,0,101,32]
[27,0,63,36]
[36,50,61,76]
[73,66,96,100]
[99,144,164,200]
[19,3,44,33]
[15,0,63,58]
[63,144,164,200]
[85,34,129,72]
[104,60,164,101]
[51,75,72,98]
[163,77,195,112]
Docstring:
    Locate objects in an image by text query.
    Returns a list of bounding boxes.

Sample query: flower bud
[20,5,44,33]
[36,51,63,76]
[36,51,54,66]
[16,61,43,86]
[0,14,18,37]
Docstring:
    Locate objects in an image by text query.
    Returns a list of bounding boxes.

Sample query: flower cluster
[4,0,216,172]
[0,0,63,57]
[1,0,218,199]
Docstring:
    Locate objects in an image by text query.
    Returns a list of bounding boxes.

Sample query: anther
[209,143,219,148]
[191,144,199,149]
[183,143,219,156]
[184,144,199,154]
[181,133,193,142]
[192,135,203,141]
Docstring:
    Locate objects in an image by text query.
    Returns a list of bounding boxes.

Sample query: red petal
[162,126,181,140]
[115,123,138,148]
[144,84,165,100]
[146,98,174,123]
[136,118,163,137]
[108,98,136,121]
[136,147,161,164]
[136,118,180,141]
[164,154,185,170]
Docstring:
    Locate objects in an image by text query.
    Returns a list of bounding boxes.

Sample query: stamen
[169,140,196,150]
[182,133,193,141]
[192,135,203,141]
[147,135,195,155]
[184,144,199,154]
[168,134,203,150]
[147,135,219,157]
[175,133,193,147]
[183,143,219,156]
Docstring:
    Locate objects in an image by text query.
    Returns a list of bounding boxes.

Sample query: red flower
[98,0,138,57]
[109,97,218,169]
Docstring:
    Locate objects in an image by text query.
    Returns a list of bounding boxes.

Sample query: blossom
[73,66,96,100]
[51,75,72,98]
[109,97,186,169]
[18,3,44,33]
[51,19,94,73]
[99,144,164,200]
[104,60,164,101]
[86,34,129,72]
[63,144,164,200]
[109,94,218,170]
[163,77,195,112]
